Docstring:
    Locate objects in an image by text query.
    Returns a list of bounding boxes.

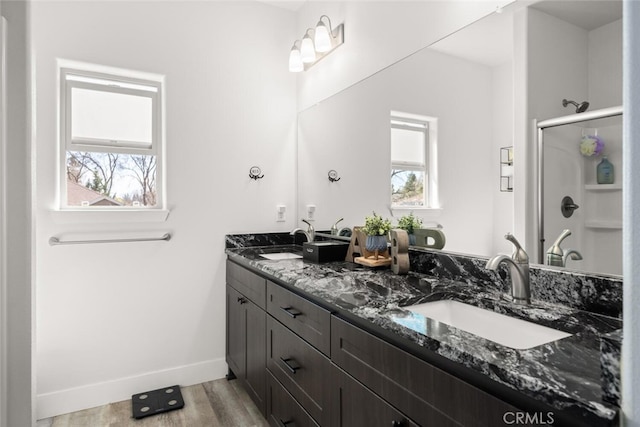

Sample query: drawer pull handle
[277,419,296,427]
[391,420,405,427]
[237,296,247,304]
[279,357,300,374]
[280,306,302,318]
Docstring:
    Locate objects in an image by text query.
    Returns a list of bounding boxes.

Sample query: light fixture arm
[318,15,334,35]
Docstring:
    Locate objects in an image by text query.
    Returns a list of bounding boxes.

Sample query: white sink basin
[260,252,303,260]
[404,300,571,349]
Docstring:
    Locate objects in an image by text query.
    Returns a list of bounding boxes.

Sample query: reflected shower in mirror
[538,110,622,276]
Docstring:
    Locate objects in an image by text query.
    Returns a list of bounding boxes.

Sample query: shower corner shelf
[584,220,622,230]
[585,183,622,191]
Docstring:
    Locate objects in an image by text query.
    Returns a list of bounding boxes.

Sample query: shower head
[562,99,590,113]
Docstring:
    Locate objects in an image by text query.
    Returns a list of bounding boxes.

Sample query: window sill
[390,207,442,214]
[49,208,170,224]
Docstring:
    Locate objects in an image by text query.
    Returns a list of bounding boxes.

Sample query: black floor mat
[132,385,185,419]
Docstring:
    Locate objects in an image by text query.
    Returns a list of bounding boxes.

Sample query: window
[60,67,163,209]
[390,112,438,209]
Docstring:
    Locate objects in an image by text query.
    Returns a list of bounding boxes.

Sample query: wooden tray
[354,256,392,268]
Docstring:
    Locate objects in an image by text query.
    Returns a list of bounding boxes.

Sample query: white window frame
[58,64,166,216]
[390,111,439,210]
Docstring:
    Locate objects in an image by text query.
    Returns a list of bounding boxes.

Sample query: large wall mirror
[297,0,622,277]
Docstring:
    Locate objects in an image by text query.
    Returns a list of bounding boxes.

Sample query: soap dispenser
[597,156,614,184]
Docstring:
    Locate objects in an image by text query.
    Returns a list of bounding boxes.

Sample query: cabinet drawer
[331,316,519,427]
[227,260,266,309]
[267,316,331,425]
[267,281,331,356]
[331,365,420,427]
[266,370,320,427]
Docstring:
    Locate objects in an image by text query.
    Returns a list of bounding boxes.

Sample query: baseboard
[36,357,228,420]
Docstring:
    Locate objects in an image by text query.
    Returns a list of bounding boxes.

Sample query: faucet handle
[505,233,528,263]
[301,219,314,232]
[331,218,344,235]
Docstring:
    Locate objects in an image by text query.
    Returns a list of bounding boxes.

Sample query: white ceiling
[428,0,622,68]
[531,0,622,31]
[256,0,307,12]
[428,8,514,68]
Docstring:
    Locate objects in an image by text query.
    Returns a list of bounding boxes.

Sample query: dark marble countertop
[226,245,621,426]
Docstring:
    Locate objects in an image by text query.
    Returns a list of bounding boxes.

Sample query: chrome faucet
[330,218,344,235]
[546,229,582,267]
[290,219,315,243]
[486,233,531,305]
[562,248,583,267]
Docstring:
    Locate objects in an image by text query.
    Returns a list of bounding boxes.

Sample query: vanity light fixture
[300,29,316,63]
[289,15,344,72]
[288,41,303,72]
[314,16,333,52]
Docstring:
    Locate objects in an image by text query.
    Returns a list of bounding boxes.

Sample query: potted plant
[362,212,392,257]
[396,212,423,245]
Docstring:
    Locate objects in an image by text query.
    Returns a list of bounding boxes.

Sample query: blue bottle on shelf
[597,156,614,184]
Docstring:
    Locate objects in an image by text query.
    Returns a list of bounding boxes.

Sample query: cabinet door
[331,365,420,427]
[266,371,320,427]
[226,285,246,380]
[227,284,267,416]
[246,296,266,416]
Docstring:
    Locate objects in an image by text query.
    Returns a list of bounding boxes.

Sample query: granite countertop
[226,245,622,426]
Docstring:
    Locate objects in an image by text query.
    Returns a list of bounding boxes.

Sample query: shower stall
[537,105,623,276]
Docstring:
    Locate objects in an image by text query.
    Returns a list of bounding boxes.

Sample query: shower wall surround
[225,232,622,319]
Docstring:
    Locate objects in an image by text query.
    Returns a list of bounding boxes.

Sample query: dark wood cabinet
[226,261,268,417]
[266,315,332,426]
[330,365,420,427]
[266,281,331,356]
[331,315,519,427]
[227,260,527,427]
[226,284,267,416]
[226,285,247,380]
[266,370,320,427]
[227,260,266,309]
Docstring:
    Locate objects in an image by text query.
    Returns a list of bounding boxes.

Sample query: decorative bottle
[597,156,614,184]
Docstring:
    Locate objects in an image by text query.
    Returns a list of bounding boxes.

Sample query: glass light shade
[300,34,316,63]
[289,47,303,72]
[314,21,332,53]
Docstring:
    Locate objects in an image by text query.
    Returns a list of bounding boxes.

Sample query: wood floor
[37,378,270,427]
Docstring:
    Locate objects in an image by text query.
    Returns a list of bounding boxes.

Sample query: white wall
[623,2,640,425]
[491,60,515,255]
[1,0,33,426]
[295,0,513,111]
[589,19,623,109]
[32,1,297,419]
[298,48,496,256]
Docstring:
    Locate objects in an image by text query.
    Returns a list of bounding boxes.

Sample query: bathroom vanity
[225,234,621,427]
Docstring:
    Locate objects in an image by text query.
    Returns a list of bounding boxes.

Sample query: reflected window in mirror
[390,112,438,209]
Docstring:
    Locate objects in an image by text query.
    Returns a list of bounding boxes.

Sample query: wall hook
[249,166,264,180]
[328,169,341,182]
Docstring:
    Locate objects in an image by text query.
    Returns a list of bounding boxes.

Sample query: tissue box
[303,241,349,263]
